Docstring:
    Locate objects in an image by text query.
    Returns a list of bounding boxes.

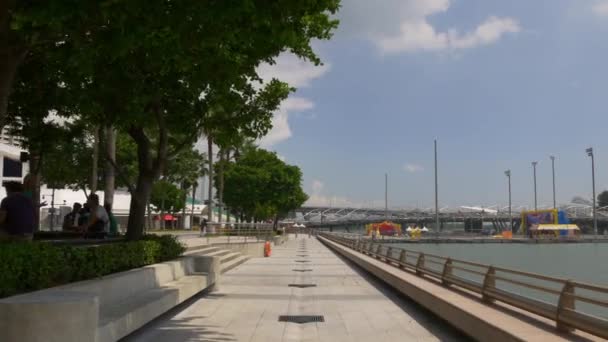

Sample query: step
[219,252,242,264]
[221,255,250,274]
[204,249,232,258]
[184,246,220,256]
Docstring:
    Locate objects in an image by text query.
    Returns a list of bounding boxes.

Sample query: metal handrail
[320,232,608,339]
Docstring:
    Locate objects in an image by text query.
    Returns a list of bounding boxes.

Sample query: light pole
[384,173,388,220]
[532,161,538,211]
[586,147,597,237]
[434,139,440,232]
[505,170,512,231]
[550,155,556,209]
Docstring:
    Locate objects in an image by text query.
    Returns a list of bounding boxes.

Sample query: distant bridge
[292,205,608,232]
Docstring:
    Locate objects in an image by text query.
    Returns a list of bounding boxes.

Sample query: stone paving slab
[125,235,466,342]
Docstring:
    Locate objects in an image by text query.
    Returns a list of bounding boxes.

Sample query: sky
[254,0,608,209]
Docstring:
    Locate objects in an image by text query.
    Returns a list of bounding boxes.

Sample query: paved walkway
[127,235,465,341]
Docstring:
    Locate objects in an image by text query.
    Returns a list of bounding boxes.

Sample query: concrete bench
[0,255,220,342]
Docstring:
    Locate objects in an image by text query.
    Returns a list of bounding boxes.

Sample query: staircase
[184,245,251,273]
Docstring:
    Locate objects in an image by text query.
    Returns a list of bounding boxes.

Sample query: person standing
[200,218,208,237]
[0,181,35,241]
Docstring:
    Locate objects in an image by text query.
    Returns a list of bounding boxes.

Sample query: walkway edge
[318,236,596,342]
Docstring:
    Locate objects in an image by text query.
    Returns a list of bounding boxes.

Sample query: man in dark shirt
[62,202,82,231]
[0,181,35,241]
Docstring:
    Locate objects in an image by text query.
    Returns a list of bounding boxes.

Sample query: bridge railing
[319,232,608,339]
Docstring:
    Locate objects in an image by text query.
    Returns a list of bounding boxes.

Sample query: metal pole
[434,139,439,232]
[587,148,597,238]
[50,188,56,231]
[550,156,556,209]
[532,161,538,211]
[505,170,512,231]
[385,173,388,220]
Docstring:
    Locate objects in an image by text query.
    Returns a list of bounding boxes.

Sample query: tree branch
[105,153,136,194]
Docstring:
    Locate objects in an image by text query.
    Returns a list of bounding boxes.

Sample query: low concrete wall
[212,241,265,258]
[318,237,595,342]
[0,255,220,342]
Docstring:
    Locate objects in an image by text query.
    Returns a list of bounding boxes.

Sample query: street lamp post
[505,170,512,231]
[434,139,440,233]
[532,161,538,211]
[586,147,597,238]
[384,173,388,220]
[550,155,556,209]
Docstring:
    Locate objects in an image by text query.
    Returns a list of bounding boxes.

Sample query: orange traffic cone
[264,241,272,257]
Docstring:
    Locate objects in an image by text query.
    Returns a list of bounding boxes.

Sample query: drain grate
[279,315,325,324]
[295,260,310,263]
[288,284,317,288]
[292,269,313,272]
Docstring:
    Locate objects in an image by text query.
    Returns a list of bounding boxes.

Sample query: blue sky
[257,0,608,209]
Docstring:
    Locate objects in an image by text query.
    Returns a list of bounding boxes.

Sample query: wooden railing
[319,232,608,339]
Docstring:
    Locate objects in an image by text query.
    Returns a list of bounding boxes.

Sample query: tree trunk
[207,136,214,222]
[146,200,152,231]
[90,126,100,194]
[218,150,225,223]
[190,184,197,228]
[103,126,116,209]
[126,172,154,240]
[180,182,187,229]
[29,154,42,231]
[0,41,26,130]
[126,112,167,239]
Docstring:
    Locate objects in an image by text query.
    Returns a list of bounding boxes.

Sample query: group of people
[0,179,118,242]
[62,194,118,236]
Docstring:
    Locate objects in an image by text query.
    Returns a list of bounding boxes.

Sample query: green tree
[223,148,308,228]
[1,1,92,128]
[150,180,185,229]
[598,191,608,209]
[8,0,340,240]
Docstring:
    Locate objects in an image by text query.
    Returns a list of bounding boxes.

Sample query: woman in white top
[83,194,109,233]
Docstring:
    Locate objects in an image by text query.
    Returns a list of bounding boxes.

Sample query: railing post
[375,244,382,257]
[556,280,575,332]
[386,247,393,262]
[441,258,453,286]
[415,253,425,276]
[482,266,496,303]
[399,250,407,268]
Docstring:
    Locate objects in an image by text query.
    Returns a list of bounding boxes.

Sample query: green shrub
[0,235,185,298]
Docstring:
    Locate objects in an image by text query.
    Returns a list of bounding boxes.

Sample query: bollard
[556,280,576,332]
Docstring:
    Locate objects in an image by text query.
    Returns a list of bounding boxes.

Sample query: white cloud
[404,163,424,173]
[256,53,329,147]
[305,179,356,207]
[258,97,314,148]
[593,1,608,16]
[340,0,520,54]
[257,54,331,88]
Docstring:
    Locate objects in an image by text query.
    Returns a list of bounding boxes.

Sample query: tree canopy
[4,0,340,239]
[598,191,608,209]
[222,148,308,223]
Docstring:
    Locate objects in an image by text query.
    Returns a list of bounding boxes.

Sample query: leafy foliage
[599,191,608,209]
[150,180,186,213]
[0,235,185,298]
[222,148,308,221]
